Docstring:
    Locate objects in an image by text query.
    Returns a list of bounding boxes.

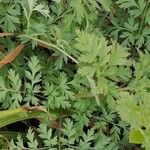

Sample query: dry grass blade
[0,33,14,37]
[0,44,24,68]
[0,45,6,53]
[22,105,47,112]
[38,42,50,49]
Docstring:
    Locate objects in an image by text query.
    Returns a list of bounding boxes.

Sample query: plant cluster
[0,0,150,150]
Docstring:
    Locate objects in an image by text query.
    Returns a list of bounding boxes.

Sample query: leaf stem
[58,108,62,150]
[22,35,79,64]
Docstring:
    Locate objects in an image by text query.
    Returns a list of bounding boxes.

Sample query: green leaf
[33,4,50,17]
[62,118,76,139]
[26,128,38,149]
[8,69,22,108]
[78,128,95,149]
[94,133,112,149]
[116,0,138,9]
[0,106,47,128]
[0,3,21,32]
[11,134,25,149]
[109,42,130,66]
[0,69,22,108]
[44,83,71,109]
[38,123,57,149]
[99,0,112,12]
[24,56,42,105]
[21,0,49,18]
[129,128,144,144]
[116,92,142,127]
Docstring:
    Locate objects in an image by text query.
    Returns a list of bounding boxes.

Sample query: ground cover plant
[0,0,150,149]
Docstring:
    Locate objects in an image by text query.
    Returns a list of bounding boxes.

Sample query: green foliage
[38,123,57,149]
[1,0,150,150]
[116,50,150,150]
[106,0,150,51]
[24,55,42,105]
[0,1,21,32]
[0,69,22,108]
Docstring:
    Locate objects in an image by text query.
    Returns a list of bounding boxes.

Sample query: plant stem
[58,108,62,150]
[22,34,79,64]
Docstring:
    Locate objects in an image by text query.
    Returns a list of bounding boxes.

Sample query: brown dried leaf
[22,106,47,112]
[0,44,24,68]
